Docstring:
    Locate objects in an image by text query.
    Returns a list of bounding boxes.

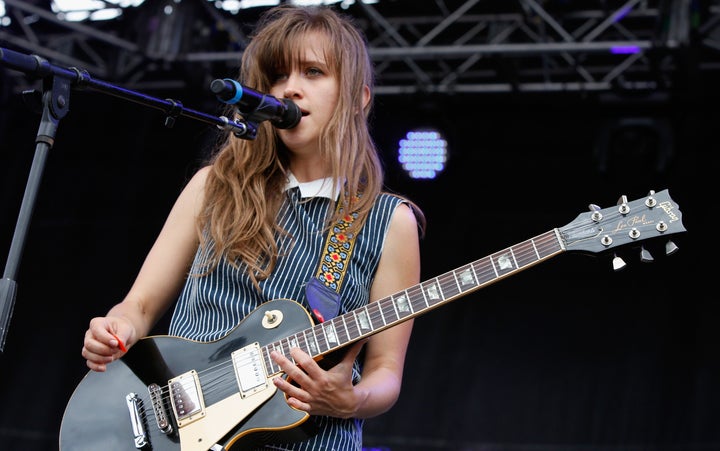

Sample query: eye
[306,67,324,77]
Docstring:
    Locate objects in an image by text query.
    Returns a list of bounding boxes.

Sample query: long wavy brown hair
[197,5,423,289]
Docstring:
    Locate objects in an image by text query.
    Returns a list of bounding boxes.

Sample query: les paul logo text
[612,214,652,233]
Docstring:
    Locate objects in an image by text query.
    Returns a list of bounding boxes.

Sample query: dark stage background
[0,60,715,450]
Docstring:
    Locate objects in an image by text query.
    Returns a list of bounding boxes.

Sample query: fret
[453,264,476,294]
[471,258,488,285]
[376,298,387,326]
[439,272,457,300]
[538,231,562,258]
[323,320,338,349]
[308,325,321,353]
[390,294,401,320]
[514,240,538,268]
[347,311,361,339]
[394,289,412,318]
[379,298,399,325]
[268,341,279,356]
[414,284,426,311]
[338,315,351,344]
[452,268,462,293]
[509,246,519,269]
[473,256,495,285]
[366,301,384,330]
[488,253,500,279]
[287,333,300,350]
[531,238,540,260]
[303,329,319,356]
[418,282,429,309]
[280,338,294,364]
[314,323,329,352]
[263,347,277,375]
[294,331,307,356]
[267,342,281,373]
[423,277,443,306]
[435,272,454,301]
[407,285,426,314]
[356,307,371,334]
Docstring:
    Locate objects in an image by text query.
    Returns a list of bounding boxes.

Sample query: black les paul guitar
[60,189,686,451]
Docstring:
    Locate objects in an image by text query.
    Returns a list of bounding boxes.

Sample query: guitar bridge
[125,393,148,449]
[148,383,173,434]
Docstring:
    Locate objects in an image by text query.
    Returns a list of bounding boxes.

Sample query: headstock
[559,189,685,269]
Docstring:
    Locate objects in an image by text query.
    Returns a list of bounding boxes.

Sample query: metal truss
[2,0,720,97]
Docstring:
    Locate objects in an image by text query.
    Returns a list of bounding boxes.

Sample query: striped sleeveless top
[169,183,407,451]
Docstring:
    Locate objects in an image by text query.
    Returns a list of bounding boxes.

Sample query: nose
[282,73,302,99]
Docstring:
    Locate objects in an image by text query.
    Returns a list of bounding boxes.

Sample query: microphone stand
[0,46,254,353]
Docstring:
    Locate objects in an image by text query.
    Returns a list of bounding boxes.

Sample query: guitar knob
[640,246,654,263]
[612,253,627,271]
[665,240,679,255]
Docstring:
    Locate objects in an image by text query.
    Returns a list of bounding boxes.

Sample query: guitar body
[60,299,318,451]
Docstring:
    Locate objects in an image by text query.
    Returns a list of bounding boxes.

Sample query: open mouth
[301,110,309,117]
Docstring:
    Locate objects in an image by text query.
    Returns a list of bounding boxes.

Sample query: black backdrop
[0,69,715,450]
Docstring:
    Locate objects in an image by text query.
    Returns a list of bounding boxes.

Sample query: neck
[289,158,330,183]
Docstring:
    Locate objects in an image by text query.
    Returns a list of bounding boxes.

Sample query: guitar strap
[305,196,360,323]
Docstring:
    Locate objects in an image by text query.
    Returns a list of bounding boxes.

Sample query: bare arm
[350,202,420,418]
[81,167,209,371]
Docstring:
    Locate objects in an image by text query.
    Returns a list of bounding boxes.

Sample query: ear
[361,85,371,109]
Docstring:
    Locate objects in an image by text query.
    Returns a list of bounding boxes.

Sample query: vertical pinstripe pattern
[168,188,406,451]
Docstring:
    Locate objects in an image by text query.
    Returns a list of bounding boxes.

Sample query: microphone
[210,78,302,129]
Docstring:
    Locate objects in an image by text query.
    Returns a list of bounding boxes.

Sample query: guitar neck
[261,229,564,375]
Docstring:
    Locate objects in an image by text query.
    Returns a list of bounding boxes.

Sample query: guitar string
[144,203,656,426]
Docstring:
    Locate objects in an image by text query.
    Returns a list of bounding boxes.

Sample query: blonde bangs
[245,13,343,90]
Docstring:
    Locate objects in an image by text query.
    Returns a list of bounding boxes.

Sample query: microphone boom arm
[0,46,255,352]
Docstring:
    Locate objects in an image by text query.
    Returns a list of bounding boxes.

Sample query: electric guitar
[59,189,686,451]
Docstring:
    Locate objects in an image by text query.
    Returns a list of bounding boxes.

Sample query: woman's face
[269,31,339,157]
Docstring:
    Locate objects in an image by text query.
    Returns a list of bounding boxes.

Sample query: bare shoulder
[388,202,420,237]
[188,165,211,188]
[183,166,211,198]
[384,202,421,254]
[173,166,211,216]
[371,201,421,300]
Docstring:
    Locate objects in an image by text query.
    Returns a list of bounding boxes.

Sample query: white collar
[284,173,341,200]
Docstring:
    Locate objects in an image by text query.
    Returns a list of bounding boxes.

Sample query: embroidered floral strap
[305,196,359,323]
[317,204,358,292]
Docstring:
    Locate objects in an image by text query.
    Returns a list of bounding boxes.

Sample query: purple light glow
[610,46,641,54]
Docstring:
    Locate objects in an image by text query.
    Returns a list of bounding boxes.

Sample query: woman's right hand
[81,316,135,372]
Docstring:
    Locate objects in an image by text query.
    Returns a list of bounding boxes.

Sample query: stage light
[44,0,378,22]
[0,2,8,27]
[397,129,448,180]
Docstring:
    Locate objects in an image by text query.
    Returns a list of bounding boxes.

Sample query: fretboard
[262,228,565,375]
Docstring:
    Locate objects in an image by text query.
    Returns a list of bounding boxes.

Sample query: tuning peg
[640,246,654,263]
[617,195,630,214]
[665,240,679,255]
[612,253,627,271]
[588,204,602,222]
